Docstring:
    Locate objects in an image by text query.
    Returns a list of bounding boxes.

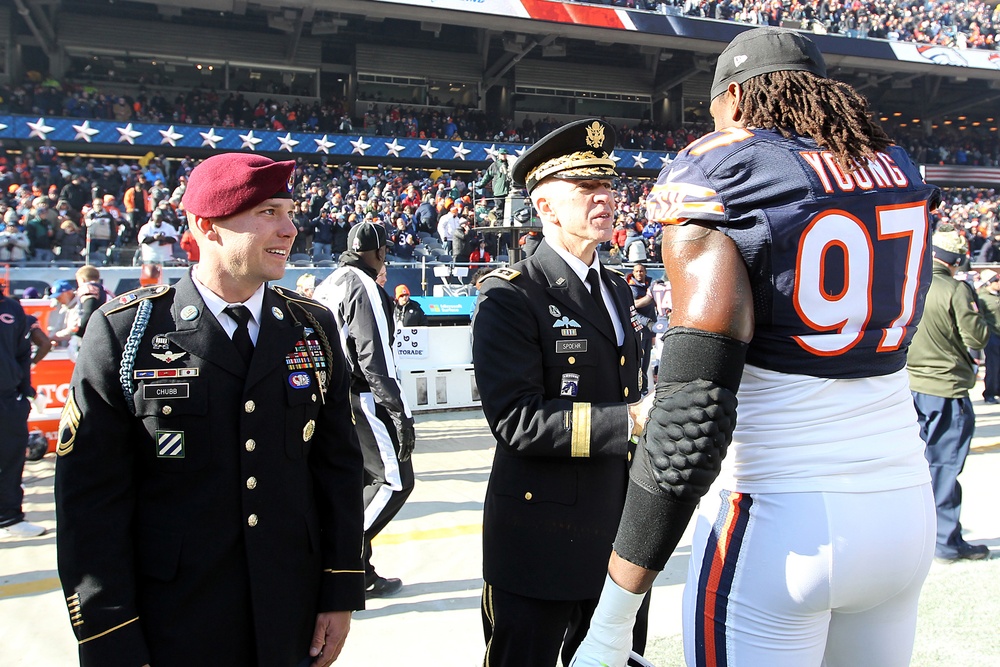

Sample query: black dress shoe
[934,543,991,563]
[365,575,403,598]
[984,396,999,404]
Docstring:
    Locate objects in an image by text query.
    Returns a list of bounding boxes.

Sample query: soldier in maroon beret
[57,152,365,667]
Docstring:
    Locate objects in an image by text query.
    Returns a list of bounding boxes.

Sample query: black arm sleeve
[613,327,747,570]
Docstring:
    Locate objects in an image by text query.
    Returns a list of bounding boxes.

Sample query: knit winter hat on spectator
[395,284,410,298]
[710,27,827,99]
[931,223,968,266]
[182,153,295,218]
[347,221,388,252]
[512,118,617,194]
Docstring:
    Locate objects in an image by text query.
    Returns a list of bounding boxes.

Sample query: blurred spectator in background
[83,197,114,259]
[0,223,30,263]
[55,219,85,260]
[296,272,317,299]
[469,239,492,270]
[179,224,200,263]
[393,284,428,327]
[627,262,657,396]
[292,200,314,256]
[137,209,178,264]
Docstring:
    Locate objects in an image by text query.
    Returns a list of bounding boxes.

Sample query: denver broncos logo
[916,45,968,67]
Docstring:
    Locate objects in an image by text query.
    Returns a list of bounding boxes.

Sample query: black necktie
[225,305,254,366]
[586,268,612,331]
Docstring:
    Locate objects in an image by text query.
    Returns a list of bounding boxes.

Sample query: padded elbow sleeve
[613,327,747,570]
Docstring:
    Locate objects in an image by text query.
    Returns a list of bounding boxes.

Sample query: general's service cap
[511,118,617,195]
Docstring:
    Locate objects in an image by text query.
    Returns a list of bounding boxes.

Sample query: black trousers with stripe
[351,391,415,578]
[482,583,650,667]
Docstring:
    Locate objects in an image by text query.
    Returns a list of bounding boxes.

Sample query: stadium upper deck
[1,0,998,177]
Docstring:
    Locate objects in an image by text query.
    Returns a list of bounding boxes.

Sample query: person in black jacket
[414,198,438,235]
[0,283,47,539]
[55,153,365,667]
[393,285,428,327]
[314,222,416,599]
[312,208,335,257]
[291,200,314,256]
[472,119,652,667]
[330,214,351,254]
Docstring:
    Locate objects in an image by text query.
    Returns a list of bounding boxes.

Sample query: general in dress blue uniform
[473,119,650,667]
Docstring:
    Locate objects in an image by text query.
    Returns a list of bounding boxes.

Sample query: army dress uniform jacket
[472,240,641,601]
[55,273,365,667]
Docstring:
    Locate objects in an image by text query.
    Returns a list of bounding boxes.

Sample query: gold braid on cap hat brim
[526,151,617,192]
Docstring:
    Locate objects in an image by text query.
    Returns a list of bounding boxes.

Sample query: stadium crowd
[596,0,1000,48]
[1,144,998,267]
[3,78,998,167]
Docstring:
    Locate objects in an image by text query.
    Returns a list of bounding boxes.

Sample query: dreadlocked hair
[739,70,892,171]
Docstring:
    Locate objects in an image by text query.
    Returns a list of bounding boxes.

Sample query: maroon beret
[182,153,295,218]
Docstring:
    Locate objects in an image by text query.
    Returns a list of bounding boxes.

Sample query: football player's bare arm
[611,221,754,595]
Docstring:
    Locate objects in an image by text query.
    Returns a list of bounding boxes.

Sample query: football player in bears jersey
[572,27,940,667]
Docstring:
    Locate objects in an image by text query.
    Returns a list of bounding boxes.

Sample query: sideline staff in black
[473,119,652,666]
[0,284,47,539]
[55,153,365,667]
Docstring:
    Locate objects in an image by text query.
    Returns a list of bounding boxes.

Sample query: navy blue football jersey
[647,128,939,379]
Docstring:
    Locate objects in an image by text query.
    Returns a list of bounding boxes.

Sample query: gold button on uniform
[624,387,630,398]
[311,394,317,403]
[161,405,172,415]
[246,477,257,490]
[628,451,633,462]
[247,514,258,527]
[620,356,626,366]
[568,357,576,365]
[245,439,256,452]
[244,400,255,413]
[524,492,533,501]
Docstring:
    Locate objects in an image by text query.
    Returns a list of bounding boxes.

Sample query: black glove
[397,421,416,462]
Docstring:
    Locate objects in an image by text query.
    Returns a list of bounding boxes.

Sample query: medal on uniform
[286,341,313,371]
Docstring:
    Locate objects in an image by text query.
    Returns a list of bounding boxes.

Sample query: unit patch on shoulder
[484,267,521,282]
[56,390,82,456]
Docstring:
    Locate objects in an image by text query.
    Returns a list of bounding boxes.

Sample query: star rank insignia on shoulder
[102,284,172,315]
[483,267,521,282]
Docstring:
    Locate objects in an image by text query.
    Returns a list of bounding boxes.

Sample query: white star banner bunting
[0,114,670,169]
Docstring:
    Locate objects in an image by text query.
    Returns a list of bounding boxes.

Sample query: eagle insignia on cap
[586,121,605,149]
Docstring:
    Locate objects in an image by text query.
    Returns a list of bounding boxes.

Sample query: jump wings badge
[152,350,187,364]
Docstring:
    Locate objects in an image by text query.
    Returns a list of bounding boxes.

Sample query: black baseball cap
[347,221,388,252]
[711,27,827,100]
